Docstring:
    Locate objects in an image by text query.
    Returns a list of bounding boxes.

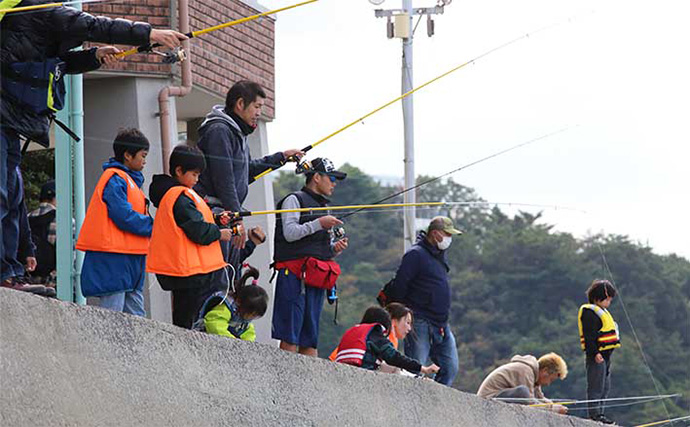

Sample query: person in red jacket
[335,306,439,376]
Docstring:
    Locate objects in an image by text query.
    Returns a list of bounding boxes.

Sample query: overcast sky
[266,0,690,259]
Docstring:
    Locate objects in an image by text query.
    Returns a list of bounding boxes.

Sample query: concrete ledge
[0,288,599,426]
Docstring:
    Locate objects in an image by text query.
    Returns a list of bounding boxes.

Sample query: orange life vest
[76,168,149,254]
[146,186,226,277]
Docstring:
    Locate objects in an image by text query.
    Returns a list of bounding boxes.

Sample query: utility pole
[372,0,451,250]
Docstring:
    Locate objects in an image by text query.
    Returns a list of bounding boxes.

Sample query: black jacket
[0,0,151,144]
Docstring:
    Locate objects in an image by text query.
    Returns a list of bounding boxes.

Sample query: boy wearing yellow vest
[578,279,621,424]
[76,129,153,315]
[147,145,233,329]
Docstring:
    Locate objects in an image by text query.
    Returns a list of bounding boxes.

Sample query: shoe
[1,277,49,296]
[590,414,615,424]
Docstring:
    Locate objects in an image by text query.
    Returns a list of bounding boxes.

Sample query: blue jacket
[388,231,451,327]
[194,105,285,212]
[80,159,153,297]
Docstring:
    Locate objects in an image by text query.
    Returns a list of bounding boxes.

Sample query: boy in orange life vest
[578,279,621,424]
[77,128,153,316]
[147,145,233,329]
[336,306,439,375]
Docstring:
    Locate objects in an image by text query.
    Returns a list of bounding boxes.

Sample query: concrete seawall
[0,288,600,426]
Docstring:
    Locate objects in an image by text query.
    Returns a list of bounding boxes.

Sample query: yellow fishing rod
[527,393,681,409]
[115,0,318,61]
[252,24,557,182]
[224,201,444,220]
[633,415,690,427]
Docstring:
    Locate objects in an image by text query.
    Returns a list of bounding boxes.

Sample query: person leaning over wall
[477,353,568,414]
[0,0,186,289]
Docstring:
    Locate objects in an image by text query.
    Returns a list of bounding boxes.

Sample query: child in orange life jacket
[193,266,268,341]
[77,128,153,316]
[336,306,439,376]
[147,145,234,329]
[578,279,621,425]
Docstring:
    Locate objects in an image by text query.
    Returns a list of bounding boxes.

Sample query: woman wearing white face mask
[386,216,463,387]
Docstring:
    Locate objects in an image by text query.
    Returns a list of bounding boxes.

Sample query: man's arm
[387,249,421,301]
[248,152,286,184]
[102,175,153,237]
[61,47,101,74]
[280,195,323,243]
[49,8,152,46]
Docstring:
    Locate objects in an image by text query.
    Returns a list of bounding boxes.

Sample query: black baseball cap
[309,158,347,180]
[40,180,56,200]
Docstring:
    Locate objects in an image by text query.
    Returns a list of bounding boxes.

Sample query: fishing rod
[338,127,572,220]
[223,201,445,221]
[633,415,690,427]
[115,0,318,61]
[252,20,565,182]
[526,393,680,408]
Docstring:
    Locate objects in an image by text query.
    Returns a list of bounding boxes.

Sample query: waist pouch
[302,257,340,290]
[2,59,67,115]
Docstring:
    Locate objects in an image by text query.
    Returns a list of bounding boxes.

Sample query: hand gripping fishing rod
[252,21,564,182]
[115,0,318,62]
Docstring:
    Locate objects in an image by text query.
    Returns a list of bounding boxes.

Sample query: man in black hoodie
[194,80,303,264]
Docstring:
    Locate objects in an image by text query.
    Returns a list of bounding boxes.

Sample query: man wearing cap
[388,216,462,386]
[272,158,348,357]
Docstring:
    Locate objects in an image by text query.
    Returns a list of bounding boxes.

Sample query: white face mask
[437,235,452,250]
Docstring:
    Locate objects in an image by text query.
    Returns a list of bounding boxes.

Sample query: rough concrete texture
[0,288,602,427]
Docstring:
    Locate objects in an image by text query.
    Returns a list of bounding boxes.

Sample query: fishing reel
[153,47,187,64]
[332,225,346,242]
[295,158,313,175]
[214,212,244,236]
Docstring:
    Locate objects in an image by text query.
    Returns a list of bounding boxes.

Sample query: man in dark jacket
[195,80,303,264]
[0,0,186,286]
[388,216,462,386]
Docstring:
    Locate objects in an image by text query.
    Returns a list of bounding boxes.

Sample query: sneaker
[2,277,49,296]
[591,414,615,424]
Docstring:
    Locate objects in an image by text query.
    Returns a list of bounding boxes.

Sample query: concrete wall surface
[0,288,599,427]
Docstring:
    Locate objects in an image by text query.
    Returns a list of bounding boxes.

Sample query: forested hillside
[274,164,690,425]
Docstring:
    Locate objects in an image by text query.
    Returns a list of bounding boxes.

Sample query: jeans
[1,128,23,281]
[404,317,459,386]
[99,289,146,317]
[586,356,612,418]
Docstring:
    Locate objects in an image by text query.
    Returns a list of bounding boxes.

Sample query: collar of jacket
[416,230,450,271]
[102,158,145,188]
[228,109,256,136]
[300,186,330,206]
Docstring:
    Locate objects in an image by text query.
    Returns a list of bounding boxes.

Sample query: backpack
[376,278,396,307]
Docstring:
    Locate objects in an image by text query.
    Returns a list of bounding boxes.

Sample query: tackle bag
[1,59,67,115]
[376,278,396,307]
[302,257,341,290]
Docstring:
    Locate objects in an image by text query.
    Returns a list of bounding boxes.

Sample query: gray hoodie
[194,105,284,212]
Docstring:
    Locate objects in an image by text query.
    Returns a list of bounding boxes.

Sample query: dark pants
[1,127,23,281]
[494,385,533,404]
[158,267,229,329]
[586,356,612,418]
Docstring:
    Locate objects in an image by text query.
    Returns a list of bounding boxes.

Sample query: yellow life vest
[578,304,621,352]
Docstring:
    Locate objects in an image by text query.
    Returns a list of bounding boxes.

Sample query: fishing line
[252,17,577,182]
[597,242,673,421]
[339,127,573,220]
[633,414,690,427]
